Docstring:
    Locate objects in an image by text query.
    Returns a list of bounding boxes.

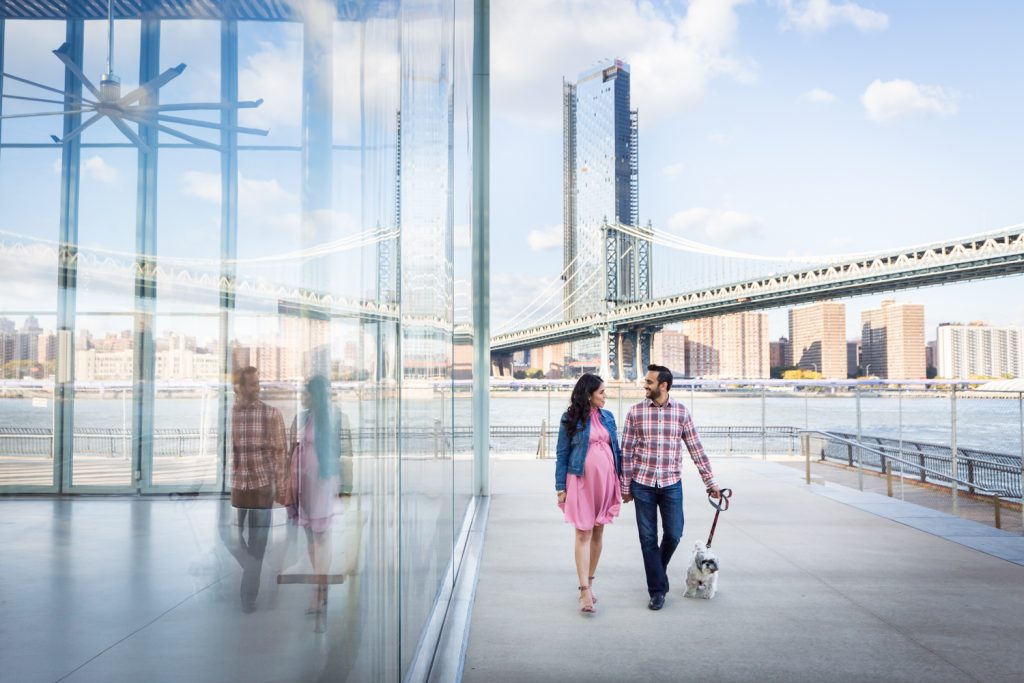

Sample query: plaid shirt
[231,399,286,491]
[619,397,715,496]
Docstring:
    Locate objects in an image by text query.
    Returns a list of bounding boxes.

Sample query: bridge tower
[601,219,653,381]
[608,325,658,383]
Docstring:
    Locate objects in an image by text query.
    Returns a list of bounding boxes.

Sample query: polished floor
[0,496,369,683]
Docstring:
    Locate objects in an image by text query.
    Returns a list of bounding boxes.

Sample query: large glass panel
[151,315,221,489]
[74,146,138,312]
[151,135,222,490]
[0,20,66,144]
[235,150,303,292]
[71,136,138,488]
[80,20,141,146]
[157,21,220,147]
[453,0,475,535]
[0,20,65,489]
[354,10,403,679]
[1,4,475,680]
[68,21,141,491]
[0,315,57,487]
[399,0,456,674]
[238,21,302,147]
[72,314,134,487]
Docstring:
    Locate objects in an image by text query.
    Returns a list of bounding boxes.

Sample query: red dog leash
[705,488,733,548]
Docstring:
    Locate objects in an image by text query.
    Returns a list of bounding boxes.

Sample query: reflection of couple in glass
[283,374,342,615]
[228,368,342,616]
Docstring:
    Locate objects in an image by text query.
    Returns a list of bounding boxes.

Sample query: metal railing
[532,424,800,459]
[801,430,1020,529]
[805,429,1021,499]
[0,426,221,459]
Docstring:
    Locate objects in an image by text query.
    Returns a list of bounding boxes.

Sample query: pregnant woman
[554,373,623,614]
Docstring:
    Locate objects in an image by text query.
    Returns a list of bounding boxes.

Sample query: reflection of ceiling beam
[0,240,399,323]
[0,1,398,22]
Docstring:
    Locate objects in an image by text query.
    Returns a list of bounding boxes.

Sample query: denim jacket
[554,408,623,491]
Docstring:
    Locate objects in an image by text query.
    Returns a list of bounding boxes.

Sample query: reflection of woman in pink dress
[554,373,623,613]
[288,375,341,613]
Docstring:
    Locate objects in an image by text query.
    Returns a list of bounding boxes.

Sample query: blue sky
[1,2,1022,344]
[0,17,367,341]
[489,0,1024,340]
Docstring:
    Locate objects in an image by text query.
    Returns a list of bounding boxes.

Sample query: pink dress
[288,414,339,533]
[562,409,621,531]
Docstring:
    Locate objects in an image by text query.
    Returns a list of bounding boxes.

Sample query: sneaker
[648,594,665,610]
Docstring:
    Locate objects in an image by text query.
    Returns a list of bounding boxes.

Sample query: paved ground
[777,455,1023,534]
[463,457,1024,683]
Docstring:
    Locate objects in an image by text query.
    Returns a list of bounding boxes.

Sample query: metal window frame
[53,20,86,494]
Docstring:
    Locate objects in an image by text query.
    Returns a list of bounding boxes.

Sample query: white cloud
[181,170,297,207]
[527,225,563,252]
[82,156,118,184]
[776,0,888,33]
[861,79,959,122]
[238,38,304,131]
[802,88,837,104]
[662,163,685,177]
[51,155,118,184]
[667,208,764,241]
[240,176,297,206]
[178,169,365,241]
[493,0,756,127]
[181,171,222,204]
[235,15,397,142]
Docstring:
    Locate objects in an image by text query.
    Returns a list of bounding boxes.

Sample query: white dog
[683,541,719,600]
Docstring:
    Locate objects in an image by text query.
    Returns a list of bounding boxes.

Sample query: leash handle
[707,487,732,511]
[705,488,732,548]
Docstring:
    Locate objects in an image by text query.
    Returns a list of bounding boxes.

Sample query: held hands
[621,493,633,504]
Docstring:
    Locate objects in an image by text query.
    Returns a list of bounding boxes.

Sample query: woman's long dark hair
[307,374,340,479]
[564,373,603,438]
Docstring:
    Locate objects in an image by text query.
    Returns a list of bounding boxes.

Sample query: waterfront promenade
[463,457,1024,683]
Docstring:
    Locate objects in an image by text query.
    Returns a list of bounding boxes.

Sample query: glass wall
[0,2,480,680]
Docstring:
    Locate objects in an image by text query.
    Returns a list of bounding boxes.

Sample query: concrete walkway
[463,458,1024,683]
[776,456,1024,535]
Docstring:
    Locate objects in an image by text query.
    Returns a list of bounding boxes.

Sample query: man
[230,366,287,612]
[620,364,722,611]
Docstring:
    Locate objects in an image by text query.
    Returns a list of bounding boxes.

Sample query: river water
[2,389,1022,456]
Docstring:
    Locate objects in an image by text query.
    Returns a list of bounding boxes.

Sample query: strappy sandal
[578,585,595,613]
[589,575,597,604]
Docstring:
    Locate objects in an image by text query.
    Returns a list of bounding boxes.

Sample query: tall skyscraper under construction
[563,59,649,328]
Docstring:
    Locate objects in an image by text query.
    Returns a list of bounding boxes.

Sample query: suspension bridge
[492,222,1024,380]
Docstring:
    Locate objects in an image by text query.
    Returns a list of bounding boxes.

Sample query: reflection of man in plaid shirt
[620,364,722,611]
[231,375,286,496]
[228,366,285,612]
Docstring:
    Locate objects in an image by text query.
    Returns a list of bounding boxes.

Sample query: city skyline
[491,0,1024,340]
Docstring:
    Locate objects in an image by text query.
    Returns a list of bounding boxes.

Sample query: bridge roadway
[492,226,1024,355]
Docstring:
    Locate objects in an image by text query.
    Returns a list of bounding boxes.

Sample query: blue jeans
[631,480,684,597]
